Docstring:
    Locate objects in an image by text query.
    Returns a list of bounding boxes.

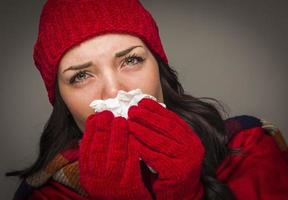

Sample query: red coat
[217,127,288,199]
[27,127,288,200]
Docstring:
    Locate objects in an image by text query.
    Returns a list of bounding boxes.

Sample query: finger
[83,110,114,154]
[87,110,114,176]
[120,136,143,186]
[80,113,99,174]
[138,98,165,112]
[128,120,183,158]
[128,105,186,144]
[137,98,193,133]
[138,99,204,160]
[130,135,177,181]
[106,117,128,178]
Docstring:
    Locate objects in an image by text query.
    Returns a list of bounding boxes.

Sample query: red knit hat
[33,0,168,106]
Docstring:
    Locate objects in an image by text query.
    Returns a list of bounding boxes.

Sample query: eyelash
[69,53,145,85]
[122,53,145,67]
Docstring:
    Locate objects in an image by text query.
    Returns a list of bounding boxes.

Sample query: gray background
[1,0,287,199]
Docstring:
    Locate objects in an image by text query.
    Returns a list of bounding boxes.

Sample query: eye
[69,70,90,84]
[122,53,145,67]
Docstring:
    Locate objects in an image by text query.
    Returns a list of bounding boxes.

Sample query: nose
[100,69,128,100]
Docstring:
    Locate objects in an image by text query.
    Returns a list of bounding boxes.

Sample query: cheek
[128,65,162,100]
[59,86,97,130]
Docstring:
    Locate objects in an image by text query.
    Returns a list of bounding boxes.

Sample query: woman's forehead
[77,33,144,50]
[66,34,145,56]
[59,34,147,69]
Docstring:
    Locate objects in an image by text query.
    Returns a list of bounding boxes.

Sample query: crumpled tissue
[89,88,166,119]
[89,88,165,174]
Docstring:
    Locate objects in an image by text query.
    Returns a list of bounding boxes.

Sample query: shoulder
[218,114,288,177]
[217,115,288,199]
[219,123,285,173]
[228,126,279,155]
[225,115,287,153]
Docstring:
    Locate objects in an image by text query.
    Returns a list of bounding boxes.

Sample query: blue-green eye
[123,53,145,67]
[69,70,90,84]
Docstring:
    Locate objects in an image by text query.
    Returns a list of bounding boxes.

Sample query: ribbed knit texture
[33,0,168,105]
[127,98,205,199]
[79,110,153,199]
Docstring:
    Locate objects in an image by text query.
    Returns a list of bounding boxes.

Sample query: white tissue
[89,88,166,119]
[89,88,165,174]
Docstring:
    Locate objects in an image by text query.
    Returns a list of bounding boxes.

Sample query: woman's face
[58,33,164,132]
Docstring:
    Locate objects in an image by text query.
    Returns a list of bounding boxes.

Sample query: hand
[127,98,205,200]
[79,110,152,200]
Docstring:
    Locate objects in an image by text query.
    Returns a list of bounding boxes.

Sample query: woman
[9,0,288,199]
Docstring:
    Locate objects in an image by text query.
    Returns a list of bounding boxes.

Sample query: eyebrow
[63,45,143,73]
[63,61,93,73]
[115,45,143,57]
